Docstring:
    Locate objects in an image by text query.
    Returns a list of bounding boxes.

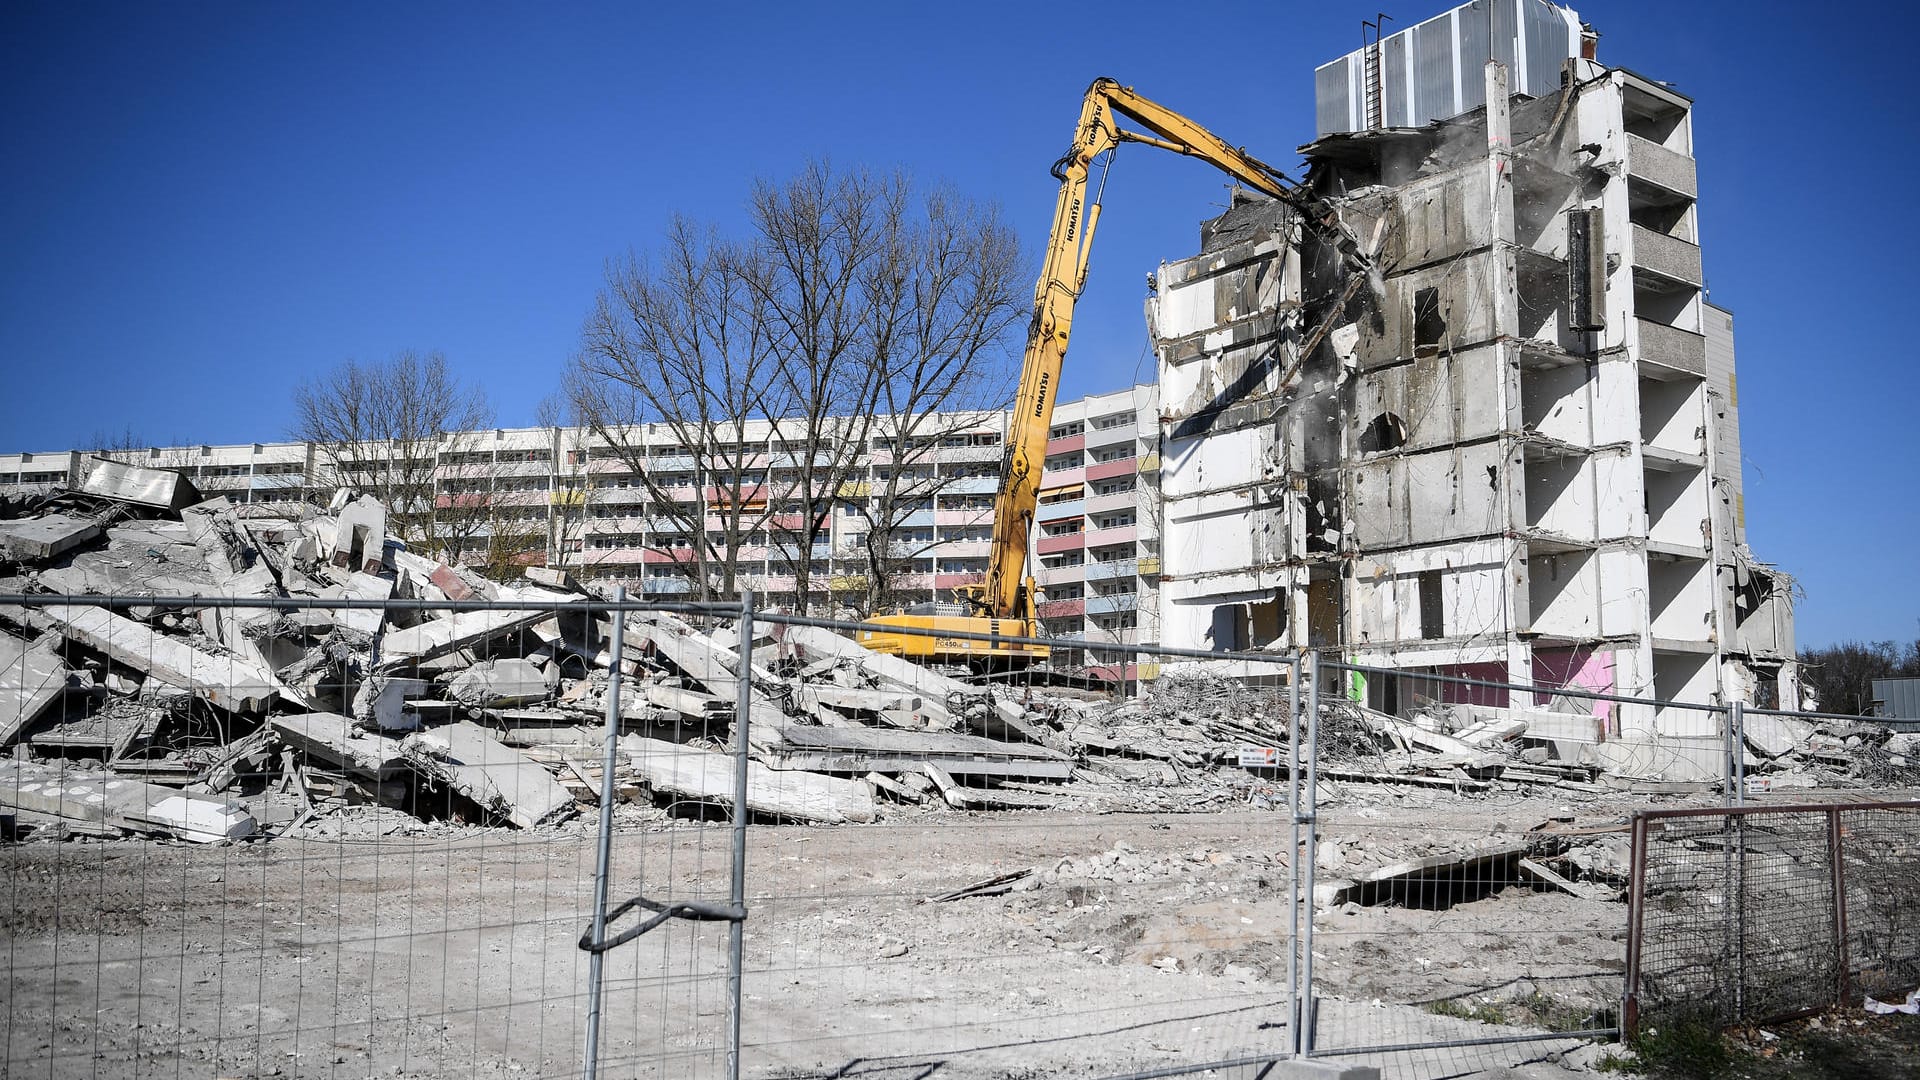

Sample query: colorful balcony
[1036,499,1085,523]
[1085,593,1139,615]
[1036,598,1085,619]
[1036,532,1087,555]
[1083,558,1135,582]
[1086,458,1138,483]
[934,572,985,591]
[1045,433,1086,455]
[1082,525,1137,548]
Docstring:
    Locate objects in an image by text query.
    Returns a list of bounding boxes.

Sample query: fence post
[1730,701,1746,806]
[1285,652,1302,1057]
[1828,808,1850,1009]
[727,591,754,1080]
[583,588,628,1080]
[1622,813,1647,1042]
[1299,651,1322,1057]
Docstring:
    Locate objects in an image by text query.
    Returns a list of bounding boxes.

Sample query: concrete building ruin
[1147,0,1797,747]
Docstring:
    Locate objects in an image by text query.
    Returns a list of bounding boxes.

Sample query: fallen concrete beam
[448,658,551,708]
[270,712,409,780]
[0,514,103,562]
[0,759,255,842]
[0,630,70,746]
[621,734,876,824]
[13,602,277,713]
[644,682,733,722]
[78,458,201,511]
[401,721,573,828]
[757,723,1074,780]
[377,587,573,667]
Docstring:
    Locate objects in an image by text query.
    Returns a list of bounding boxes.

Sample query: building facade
[1147,2,1797,744]
[1,386,1166,679]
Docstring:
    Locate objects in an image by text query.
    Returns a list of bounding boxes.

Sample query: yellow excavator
[858,78,1344,668]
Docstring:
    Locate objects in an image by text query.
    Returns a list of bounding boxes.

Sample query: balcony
[1036,532,1086,555]
[1036,499,1085,523]
[1036,563,1086,587]
[1082,525,1138,549]
[939,475,999,495]
[1626,134,1696,199]
[1036,598,1085,619]
[934,572,985,591]
[935,444,1002,464]
[1636,319,1706,377]
[1039,466,1086,489]
[933,538,991,559]
[1086,458,1137,483]
[1631,225,1703,288]
[1046,433,1086,455]
[1083,558,1135,582]
[1085,592,1139,616]
[639,576,693,594]
[1136,555,1161,576]
[1136,452,1160,473]
[1084,422,1138,450]
[1085,490,1137,516]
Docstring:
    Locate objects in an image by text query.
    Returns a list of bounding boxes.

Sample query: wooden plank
[622,734,877,824]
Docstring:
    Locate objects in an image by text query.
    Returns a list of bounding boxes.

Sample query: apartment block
[1146,0,1796,753]
[0,387,1165,684]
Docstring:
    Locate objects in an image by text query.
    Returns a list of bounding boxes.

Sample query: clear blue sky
[1,1,1913,646]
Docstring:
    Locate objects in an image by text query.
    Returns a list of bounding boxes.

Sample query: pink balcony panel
[935,509,993,527]
[641,549,697,565]
[1040,466,1086,489]
[1086,458,1137,482]
[934,572,985,591]
[1036,533,1086,555]
[592,548,649,565]
[1046,434,1086,455]
[1082,526,1137,548]
[1036,598,1084,618]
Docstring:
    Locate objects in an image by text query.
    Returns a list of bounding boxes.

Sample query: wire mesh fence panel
[1293,661,1645,1077]
[1625,801,1920,1037]
[1840,805,1920,1005]
[718,628,1310,1079]
[0,588,745,1080]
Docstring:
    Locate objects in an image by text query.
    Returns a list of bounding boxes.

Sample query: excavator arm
[862,78,1358,667]
[969,79,1314,624]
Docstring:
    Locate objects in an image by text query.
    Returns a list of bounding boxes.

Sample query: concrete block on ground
[270,712,408,779]
[0,759,255,842]
[0,630,70,745]
[79,458,202,511]
[448,658,552,708]
[12,602,277,713]
[401,721,573,828]
[622,734,877,824]
[0,514,103,562]
[377,587,571,667]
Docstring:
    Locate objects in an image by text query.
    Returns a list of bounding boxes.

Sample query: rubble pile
[0,462,1910,845]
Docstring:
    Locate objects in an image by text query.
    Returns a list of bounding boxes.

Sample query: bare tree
[568,162,1024,612]
[291,350,494,560]
[537,394,595,577]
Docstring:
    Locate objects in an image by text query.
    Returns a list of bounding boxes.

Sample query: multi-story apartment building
[0,387,1167,681]
[1147,0,1797,746]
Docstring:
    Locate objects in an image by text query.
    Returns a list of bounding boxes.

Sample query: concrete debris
[0,481,1904,848]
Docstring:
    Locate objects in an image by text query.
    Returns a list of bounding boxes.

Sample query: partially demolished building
[1147,0,1797,740]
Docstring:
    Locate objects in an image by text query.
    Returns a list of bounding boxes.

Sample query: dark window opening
[1418,570,1444,640]
[1413,287,1447,355]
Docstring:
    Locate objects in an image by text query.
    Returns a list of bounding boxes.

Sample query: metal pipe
[582,588,628,1080]
[726,591,755,1080]
[1285,653,1302,1056]
[1300,652,1322,1057]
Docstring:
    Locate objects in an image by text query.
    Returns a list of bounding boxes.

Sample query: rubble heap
[0,462,1908,844]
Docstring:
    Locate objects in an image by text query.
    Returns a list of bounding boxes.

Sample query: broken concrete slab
[756,723,1075,780]
[0,514,104,562]
[352,675,429,732]
[270,712,408,780]
[376,586,573,667]
[78,458,202,511]
[0,759,256,842]
[328,495,390,574]
[0,630,70,746]
[447,658,551,709]
[401,721,573,828]
[12,602,278,713]
[621,734,877,824]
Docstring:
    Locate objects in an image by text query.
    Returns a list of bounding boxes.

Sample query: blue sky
[1,1,1913,646]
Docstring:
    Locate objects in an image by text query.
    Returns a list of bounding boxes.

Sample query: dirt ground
[0,786,1761,1080]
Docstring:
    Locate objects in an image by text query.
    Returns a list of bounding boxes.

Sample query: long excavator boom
[861,78,1348,668]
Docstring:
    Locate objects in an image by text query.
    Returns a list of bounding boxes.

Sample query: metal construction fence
[1623,800,1920,1038]
[0,587,1903,1080]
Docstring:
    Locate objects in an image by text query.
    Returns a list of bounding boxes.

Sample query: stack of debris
[2,461,1908,844]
